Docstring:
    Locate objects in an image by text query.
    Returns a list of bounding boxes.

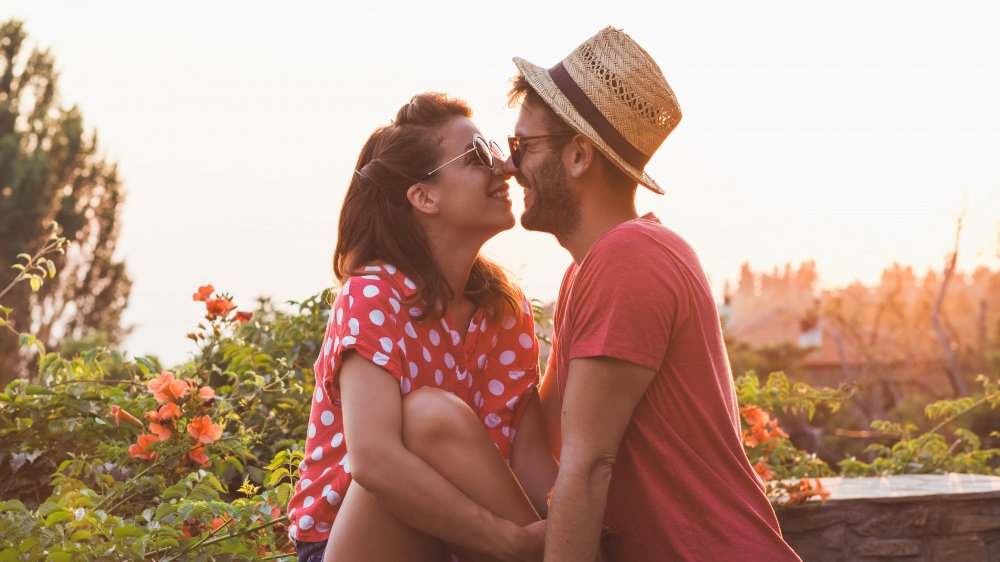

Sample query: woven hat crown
[513,27,681,194]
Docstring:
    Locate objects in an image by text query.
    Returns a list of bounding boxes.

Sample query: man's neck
[560,195,639,264]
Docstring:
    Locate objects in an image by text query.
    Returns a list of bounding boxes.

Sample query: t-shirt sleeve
[566,230,681,371]
[321,275,406,395]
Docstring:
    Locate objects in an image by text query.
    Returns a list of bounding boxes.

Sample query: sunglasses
[507,134,576,168]
[421,134,505,180]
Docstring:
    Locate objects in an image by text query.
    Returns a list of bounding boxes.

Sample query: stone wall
[776,491,1000,561]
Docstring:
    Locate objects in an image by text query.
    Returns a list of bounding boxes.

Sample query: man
[502,27,801,561]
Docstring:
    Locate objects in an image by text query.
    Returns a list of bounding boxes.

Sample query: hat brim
[512,56,664,195]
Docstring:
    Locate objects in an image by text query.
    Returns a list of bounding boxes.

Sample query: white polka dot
[389,298,400,313]
[315,522,331,533]
[404,277,416,290]
[434,369,443,385]
[398,339,406,353]
[299,460,308,473]
[300,478,312,489]
[400,378,412,394]
[456,369,467,381]
[370,310,385,326]
[325,489,342,505]
[489,380,505,396]
[521,299,531,314]
[499,350,516,365]
[289,508,296,518]
[508,370,525,380]
[342,280,351,295]
[391,288,401,299]
[444,353,455,369]
[336,307,343,324]
[384,264,397,274]
[519,333,533,349]
[477,355,487,369]
[321,410,335,426]
[311,446,324,461]
[325,337,332,355]
[474,391,484,408]
[314,386,323,403]
[298,515,314,531]
[342,335,356,346]
[409,362,418,378]
[451,331,461,345]
[502,316,516,330]
[308,423,317,438]
[364,265,382,272]
[506,396,521,409]
[288,525,297,540]
[409,307,422,317]
[321,467,331,476]
[373,352,390,366]
[422,347,432,362]
[361,275,379,280]
[468,321,477,333]
[502,426,510,437]
[380,337,393,353]
[349,296,354,307]
[467,375,473,389]
[485,413,502,428]
[492,335,499,348]
[404,322,417,338]
[331,432,344,448]
[339,454,351,473]
[363,284,380,298]
[429,329,441,346]
[479,318,487,332]
[348,318,360,336]
[303,496,314,508]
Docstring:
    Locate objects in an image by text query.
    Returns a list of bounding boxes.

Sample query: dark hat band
[547,62,650,170]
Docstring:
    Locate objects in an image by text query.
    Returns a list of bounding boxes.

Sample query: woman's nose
[493,157,514,179]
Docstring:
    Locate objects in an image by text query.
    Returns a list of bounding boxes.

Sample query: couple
[288,28,801,562]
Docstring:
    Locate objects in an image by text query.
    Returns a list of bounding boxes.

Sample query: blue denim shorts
[295,540,327,562]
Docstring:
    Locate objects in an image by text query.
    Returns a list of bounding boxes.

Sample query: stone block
[853,507,929,537]
[931,536,987,562]
[946,512,1000,533]
[851,539,921,557]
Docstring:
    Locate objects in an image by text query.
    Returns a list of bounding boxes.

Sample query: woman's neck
[425,229,482,311]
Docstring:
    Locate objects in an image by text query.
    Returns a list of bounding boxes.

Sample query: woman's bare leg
[323,388,540,562]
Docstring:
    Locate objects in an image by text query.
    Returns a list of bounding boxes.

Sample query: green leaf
[46,260,56,278]
[136,356,154,375]
[29,276,41,292]
[46,552,73,562]
[112,525,145,538]
[16,253,31,261]
[45,510,73,526]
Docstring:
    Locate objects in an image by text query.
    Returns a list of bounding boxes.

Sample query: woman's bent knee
[401,388,481,451]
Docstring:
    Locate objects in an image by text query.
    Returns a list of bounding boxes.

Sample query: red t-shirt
[542,214,800,561]
[287,263,540,544]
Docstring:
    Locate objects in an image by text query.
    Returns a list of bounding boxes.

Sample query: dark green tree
[0,20,130,387]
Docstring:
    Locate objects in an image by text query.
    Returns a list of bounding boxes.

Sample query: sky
[4,1,999,366]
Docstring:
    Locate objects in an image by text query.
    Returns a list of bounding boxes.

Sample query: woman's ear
[566,136,596,180]
[406,182,440,216]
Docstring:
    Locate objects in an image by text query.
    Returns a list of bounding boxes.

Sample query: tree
[0,20,130,387]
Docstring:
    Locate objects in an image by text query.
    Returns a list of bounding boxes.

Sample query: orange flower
[193,285,215,302]
[754,462,775,481]
[147,372,189,403]
[149,421,173,441]
[188,445,211,467]
[198,386,215,400]
[210,516,232,532]
[187,415,223,444]
[128,434,159,460]
[234,311,253,323]
[741,406,770,428]
[769,420,790,440]
[110,405,143,428]
[158,401,182,420]
[787,478,831,504]
[205,298,235,318]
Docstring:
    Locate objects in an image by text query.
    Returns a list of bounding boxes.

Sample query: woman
[287,93,557,562]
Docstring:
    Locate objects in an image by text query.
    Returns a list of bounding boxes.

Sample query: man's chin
[519,211,553,234]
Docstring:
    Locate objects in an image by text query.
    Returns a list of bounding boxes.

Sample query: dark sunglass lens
[489,140,505,160]
[507,137,520,167]
[473,136,492,168]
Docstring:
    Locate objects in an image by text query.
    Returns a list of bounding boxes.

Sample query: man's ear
[406,182,440,215]
[566,136,597,180]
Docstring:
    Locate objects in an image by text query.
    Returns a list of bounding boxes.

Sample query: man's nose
[500,155,518,177]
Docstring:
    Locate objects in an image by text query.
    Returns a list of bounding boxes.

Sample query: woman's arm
[339,353,535,561]
[510,389,559,518]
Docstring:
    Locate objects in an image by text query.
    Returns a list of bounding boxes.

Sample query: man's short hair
[507,74,636,194]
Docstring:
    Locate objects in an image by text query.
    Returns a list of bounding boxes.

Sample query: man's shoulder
[588,217,693,267]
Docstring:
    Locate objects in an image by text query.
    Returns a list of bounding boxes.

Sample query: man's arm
[544,356,656,562]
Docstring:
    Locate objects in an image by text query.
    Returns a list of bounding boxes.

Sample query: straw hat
[513,26,681,194]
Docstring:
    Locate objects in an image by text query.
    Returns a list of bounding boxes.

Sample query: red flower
[188,415,223,444]
[205,298,235,319]
[754,461,775,481]
[234,311,253,324]
[128,434,159,460]
[110,405,143,428]
[193,285,215,302]
[189,445,211,467]
[198,386,215,401]
[147,372,189,403]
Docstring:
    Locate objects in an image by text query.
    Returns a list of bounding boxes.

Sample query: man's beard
[518,153,581,243]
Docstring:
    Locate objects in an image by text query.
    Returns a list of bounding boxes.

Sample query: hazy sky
[5,1,999,366]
